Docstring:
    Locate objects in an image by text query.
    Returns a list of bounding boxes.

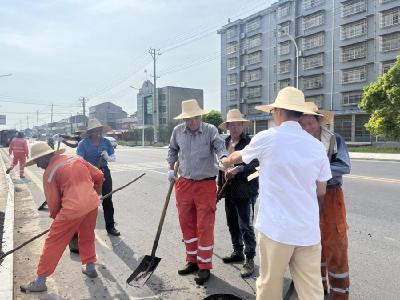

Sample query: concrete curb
[0,153,14,299]
[349,152,400,162]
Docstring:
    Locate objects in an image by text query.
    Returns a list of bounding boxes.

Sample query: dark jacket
[217,133,259,199]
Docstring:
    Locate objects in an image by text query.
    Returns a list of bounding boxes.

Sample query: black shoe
[178,262,199,275]
[194,269,210,285]
[70,249,79,254]
[5,168,11,174]
[107,227,120,236]
[222,251,245,263]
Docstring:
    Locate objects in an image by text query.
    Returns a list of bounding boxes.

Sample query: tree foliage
[202,110,224,132]
[359,56,400,139]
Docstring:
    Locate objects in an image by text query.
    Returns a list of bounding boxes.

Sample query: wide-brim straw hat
[255,87,322,115]
[25,142,65,167]
[81,119,111,138]
[303,102,334,124]
[174,99,208,120]
[219,109,250,130]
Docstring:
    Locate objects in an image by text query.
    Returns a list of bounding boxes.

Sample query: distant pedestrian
[221,87,332,300]
[20,142,103,293]
[217,109,258,278]
[300,102,351,299]
[77,119,120,236]
[167,99,227,285]
[6,131,29,178]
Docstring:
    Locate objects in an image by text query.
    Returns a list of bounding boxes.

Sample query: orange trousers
[320,186,350,300]
[37,208,98,277]
[175,177,217,270]
[10,155,26,177]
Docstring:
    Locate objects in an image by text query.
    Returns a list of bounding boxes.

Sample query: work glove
[168,170,177,182]
[101,150,109,161]
[218,160,226,171]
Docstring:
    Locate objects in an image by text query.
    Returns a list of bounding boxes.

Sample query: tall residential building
[136,80,204,129]
[219,0,400,141]
[89,102,128,129]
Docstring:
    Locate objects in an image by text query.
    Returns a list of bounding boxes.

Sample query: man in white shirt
[222,87,332,300]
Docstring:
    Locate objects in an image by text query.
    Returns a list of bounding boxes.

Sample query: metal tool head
[126,255,161,287]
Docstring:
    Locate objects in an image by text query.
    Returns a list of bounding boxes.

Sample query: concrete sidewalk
[349,152,400,161]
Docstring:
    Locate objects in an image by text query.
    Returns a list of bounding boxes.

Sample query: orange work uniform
[36,154,104,277]
[8,137,29,177]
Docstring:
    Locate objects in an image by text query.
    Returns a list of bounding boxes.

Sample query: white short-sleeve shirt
[241,121,332,246]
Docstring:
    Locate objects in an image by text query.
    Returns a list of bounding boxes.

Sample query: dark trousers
[101,166,115,230]
[224,195,256,259]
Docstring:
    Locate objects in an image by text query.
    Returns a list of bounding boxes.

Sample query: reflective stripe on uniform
[331,287,349,294]
[47,157,75,183]
[184,237,198,244]
[321,262,327,267]
[322,276,328,281]
[197,256,211,263]
[198,245,213,251]
[328,271,349,279]
[186,250,197,255]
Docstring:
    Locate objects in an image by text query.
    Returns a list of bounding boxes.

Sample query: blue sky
[0,0,274,129]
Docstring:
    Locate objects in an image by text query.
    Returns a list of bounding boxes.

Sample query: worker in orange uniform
[300,102,351,300]
[20,142,104,293]
[6,131,29,178]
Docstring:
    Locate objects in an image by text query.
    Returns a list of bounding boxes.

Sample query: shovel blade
[126,255,161,287]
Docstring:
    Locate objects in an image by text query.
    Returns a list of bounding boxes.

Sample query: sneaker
[107,227,120,236]
[5,168,11,174]
[177,262,199,275]
[222,251,245,263]
[20,175,25,179]
[20,281,47,293]
[194,269,210,285]
[240,258,254,278]
[82,268,98,278]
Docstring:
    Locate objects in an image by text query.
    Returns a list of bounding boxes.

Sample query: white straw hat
[303,102,334,124]
[81,119,111,137]
[25,142,65,167]
[219,109,250,130]
[174,99,208,120]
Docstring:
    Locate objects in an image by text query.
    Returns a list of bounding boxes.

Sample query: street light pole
[279,30,299,88]
[130,85,144,147]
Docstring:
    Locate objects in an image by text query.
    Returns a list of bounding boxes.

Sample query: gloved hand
[218,161,226,171]
[168,170,177,182]
[101,150,109,161]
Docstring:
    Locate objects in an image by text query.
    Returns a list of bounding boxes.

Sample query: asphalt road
[13,146,400,299]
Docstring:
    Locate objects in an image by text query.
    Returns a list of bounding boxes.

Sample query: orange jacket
[9,137,29,157]
[43,154,104,220]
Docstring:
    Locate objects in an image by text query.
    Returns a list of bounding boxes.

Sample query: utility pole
[149,48,161,143]
[36,111,39,127]
[50,104,54,134]
[26,115,29,129]
[79,97,88,126]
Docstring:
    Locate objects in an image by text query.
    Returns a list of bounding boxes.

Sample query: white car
[105,136,117,148]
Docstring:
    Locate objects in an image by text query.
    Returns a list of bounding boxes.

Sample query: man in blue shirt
[77,119,120,236]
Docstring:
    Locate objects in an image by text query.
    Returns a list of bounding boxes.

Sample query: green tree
[202,110,224,132]
[359,56,400,139]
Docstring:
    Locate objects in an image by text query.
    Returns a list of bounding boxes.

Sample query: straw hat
[303,102,334,124]
[25,142,65,167]
[174,99,208,120]
[219,109,250,130]
[81,119,110,137]
[255,87,321,115]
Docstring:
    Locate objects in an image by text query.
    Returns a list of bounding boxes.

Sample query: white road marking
[344,174,400,184]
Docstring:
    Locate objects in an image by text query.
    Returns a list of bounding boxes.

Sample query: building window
[305,95,324,108]
[246,68,262,82]
[227,89,237,101]
[226,42,238,55]
[246,18,261,33]
[246,51,262,65]
[227,57,238,70]
[303,0,324,10]
[302,74,324,90]
[342,91,362,106]
[340,19,367,40]
[302,53,324,70]
[227,74,238,85]
[278,79,291,90]
[277,3,290,18]
[380,32,400,52]
[380,0,396,3]
[248,103,262,114]
[302,12,324,30]
[226,26,237,39]
[341,66,366,84]
[381,60,396,74]
[278,22,290,36]
[380,7,400,28]
[247,34,262,49]
[302,32,325,50]
[341,42,367,62]
[247,86,262,98]
[278,60,291,74]
[159,106,167,113]
[341,0,366,17]
[278,41,290,56]
[159,118,167,125]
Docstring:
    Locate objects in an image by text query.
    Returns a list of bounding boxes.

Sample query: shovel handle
[150,162,179,257]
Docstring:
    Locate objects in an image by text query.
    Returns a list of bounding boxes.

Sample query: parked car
[105,136,117,148]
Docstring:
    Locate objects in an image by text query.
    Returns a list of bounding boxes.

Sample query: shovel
[126,163,179,287]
